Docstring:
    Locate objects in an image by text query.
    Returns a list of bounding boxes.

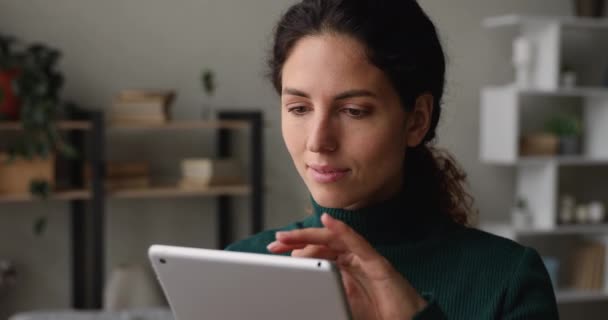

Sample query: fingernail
[267,241,278,251]
[275,231,286,239]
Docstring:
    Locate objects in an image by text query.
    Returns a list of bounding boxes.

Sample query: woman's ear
[405,93,434,147]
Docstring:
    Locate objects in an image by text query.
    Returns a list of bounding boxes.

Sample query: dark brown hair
[270,0,474,225]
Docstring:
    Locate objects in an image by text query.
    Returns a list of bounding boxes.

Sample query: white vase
[588,202,606,223]
[104,263,166,311]
[513,37,534,88]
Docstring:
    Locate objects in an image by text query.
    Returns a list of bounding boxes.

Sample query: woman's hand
[266,213,427,320]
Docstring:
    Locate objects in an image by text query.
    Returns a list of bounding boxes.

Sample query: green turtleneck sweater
[225,195,559,319]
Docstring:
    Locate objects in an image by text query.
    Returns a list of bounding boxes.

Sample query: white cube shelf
[480,85,608,165]
[483,15,608,91]
[480,15,608,304]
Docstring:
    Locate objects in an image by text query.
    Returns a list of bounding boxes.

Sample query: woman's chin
[310,190,354,209]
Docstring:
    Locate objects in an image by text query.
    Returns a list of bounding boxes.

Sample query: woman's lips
[307,165,351,183]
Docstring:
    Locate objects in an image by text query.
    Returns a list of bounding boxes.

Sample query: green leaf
[3,34,76,174]
[201,69,215,96]
[58,143,78,159]
[544,114,582,137]
[30,179,51,199]
[36,141,51,158]
[33,216,48,236]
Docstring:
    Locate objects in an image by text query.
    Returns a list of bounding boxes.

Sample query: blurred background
[1,0,607,319]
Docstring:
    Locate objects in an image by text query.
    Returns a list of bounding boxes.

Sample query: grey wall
[0,0,578,317]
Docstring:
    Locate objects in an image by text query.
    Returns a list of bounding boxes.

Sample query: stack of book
[569,237,608,291]
[109,89,176,124]
[85,161,151,190]
[179,158,242,189]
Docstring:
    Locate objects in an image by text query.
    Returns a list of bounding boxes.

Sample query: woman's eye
[287,106,309,116]
[343,107,368,118]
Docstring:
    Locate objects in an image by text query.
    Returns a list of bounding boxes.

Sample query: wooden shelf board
[516,224,608,236]
[522,87,608,98]
[107,120,251,131]
[481,222,608,237]
[0,121,92,131]
[482,156,608,166]
[483,15,608,29]
[0,190,91,203]
[518,156,608,166]
[556,290,608,303]
[483,85,608,98]
[108,184,251,199]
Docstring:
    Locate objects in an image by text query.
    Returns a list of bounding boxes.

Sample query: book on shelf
[179,158,243,188]
[84,161,151,190]
[105,176,151,190]
[85,161,150,179]
[569,237,608,291]
[109,89,176,124]
[116,89,175,103]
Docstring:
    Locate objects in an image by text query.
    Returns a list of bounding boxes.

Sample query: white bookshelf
[481,85,608,165]
[480,15,608,305]
[483,15,608,29]
[556,290,608,304]
[518,156,608,166]
[481,222,608,238]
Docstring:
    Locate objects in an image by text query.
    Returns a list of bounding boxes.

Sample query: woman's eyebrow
[283,87,310,98]
[334,89,377,100]
[282,88,377,100]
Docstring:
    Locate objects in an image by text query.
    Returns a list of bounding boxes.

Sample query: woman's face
[281,33,418,210]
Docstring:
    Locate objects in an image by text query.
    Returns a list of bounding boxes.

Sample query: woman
[227,0,559,319]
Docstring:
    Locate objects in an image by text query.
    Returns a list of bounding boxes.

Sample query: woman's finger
[266,241,307,253]
[291,245,338,260]
[320,213,379,262]
[275,227,346,252]
[272,214,382,263]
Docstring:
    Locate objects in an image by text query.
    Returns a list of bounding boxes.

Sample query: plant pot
[559,135,581,155]
[0,153,55,194]
[574,0,606,17]
[520,133,559,156]
[0,69,21,120]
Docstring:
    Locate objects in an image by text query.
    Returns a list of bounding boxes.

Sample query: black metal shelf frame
[46,109,263,309]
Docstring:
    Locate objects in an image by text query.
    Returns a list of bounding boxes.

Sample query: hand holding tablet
[149,243,351,320]
[267,213,428,320]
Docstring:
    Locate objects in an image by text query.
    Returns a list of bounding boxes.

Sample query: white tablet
[148,245,352,320]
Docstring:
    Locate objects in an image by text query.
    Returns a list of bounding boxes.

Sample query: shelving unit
[0,110,264,310]
[557,290,608,304]
[0,121,93,131]
[483,222,608,238]
[107,120,250,131]
[0,189,92,203]
[483,15,608,29]
[480,15,608,307]
[108,184,251,199]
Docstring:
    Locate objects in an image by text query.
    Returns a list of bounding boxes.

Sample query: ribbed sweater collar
[310,191,451,245]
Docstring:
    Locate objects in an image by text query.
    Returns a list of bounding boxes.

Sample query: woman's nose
[306,115,338,153]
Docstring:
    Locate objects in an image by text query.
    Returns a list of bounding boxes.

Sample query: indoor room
[1,0,608,319]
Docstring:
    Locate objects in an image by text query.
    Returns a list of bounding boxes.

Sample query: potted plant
[200,68,216,119]
[545,114,582,155]
[0,34,78,234]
